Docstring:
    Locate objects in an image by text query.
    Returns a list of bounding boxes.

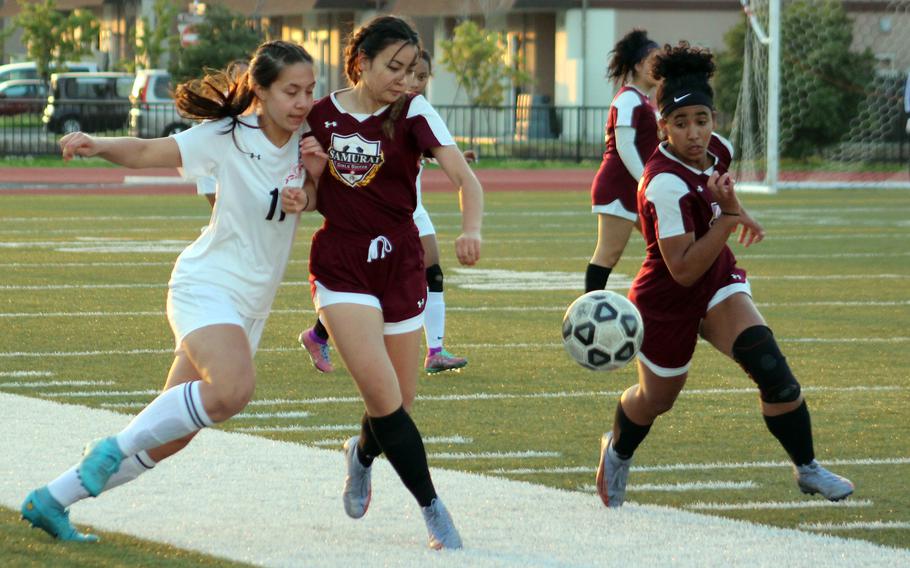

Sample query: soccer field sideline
[2,392,907,567]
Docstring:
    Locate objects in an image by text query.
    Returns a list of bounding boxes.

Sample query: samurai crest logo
[328,133,384,188]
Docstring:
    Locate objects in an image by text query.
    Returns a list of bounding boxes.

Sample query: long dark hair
[652,41,716,115]
[343,15,421,139]
[607,29,658,86]
[175,41,313,137]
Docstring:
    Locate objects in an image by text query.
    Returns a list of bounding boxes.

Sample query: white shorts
[196,176,216,196]
[166,284,267,354]
[413,206,436,237]
[592,199,637,222]
[312,280,424,335]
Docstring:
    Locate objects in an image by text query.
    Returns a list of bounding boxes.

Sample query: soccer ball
[562,290,644,371]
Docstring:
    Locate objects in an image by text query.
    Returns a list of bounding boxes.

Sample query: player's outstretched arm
[431,144,483,266]
[59,133,181,169]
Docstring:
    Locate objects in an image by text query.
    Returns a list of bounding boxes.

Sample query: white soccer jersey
[172,115,305,318]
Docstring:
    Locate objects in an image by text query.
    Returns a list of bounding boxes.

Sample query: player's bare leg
[587,213,635,292]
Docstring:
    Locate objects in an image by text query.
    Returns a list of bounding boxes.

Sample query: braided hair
[343,15,421,139]
[607,29,658,86]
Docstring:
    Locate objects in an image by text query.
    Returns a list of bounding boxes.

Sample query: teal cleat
[79,437,124,497]
[21,487,99,542]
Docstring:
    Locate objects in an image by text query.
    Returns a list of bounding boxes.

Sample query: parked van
[129,69,193,138]
[0,61,99,83]
[43,72,134,134]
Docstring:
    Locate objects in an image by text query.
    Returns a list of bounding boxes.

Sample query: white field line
[800,521,910,531]
[3,393,908,567]
[492,457,910,476]
[2,299,909,319]
[41,389,161,398]
[0,260,307,268]
[687,500,873,511]
[577,481,760,493]
[233,411,311,420]
[61,385,909,405]
[0,207,899,222]
[3,273,909,292]
[232,423,360,433]
[0,370,54,377]
[430,451,560,460]
[3,338,909,359]
[0,380,114,388]
[2,251,907,269]
[309,435,473,448]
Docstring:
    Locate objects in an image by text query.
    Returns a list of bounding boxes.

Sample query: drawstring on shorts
[367,235,393,263]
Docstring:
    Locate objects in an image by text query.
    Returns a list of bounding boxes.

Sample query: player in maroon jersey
[595,42,854,508]
[299,49,473,375]
[301,16,482,549]
[586,30,660,292]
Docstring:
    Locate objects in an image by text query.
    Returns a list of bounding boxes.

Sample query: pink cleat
[424,349,467,374]
[299,328,334,373]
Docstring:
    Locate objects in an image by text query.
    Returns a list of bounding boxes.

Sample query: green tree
[169,4,262,84]
[439,20,531,106]
[715,1,874,158]
[14,0,100,81]
[136,0,179,69]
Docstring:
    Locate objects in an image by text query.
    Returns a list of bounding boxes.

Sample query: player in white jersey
[20,41,325,543]
[298,50,472,375]
[196,59,250,208]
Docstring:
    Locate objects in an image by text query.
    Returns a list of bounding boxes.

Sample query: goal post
[730,0,910,192]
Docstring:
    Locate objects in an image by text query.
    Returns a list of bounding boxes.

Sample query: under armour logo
[248,153,261,160]
[324,121,337,128]
[418,298,426,309]
[696,185,704,193]
[731,273,744,281]
[673,93,691,103]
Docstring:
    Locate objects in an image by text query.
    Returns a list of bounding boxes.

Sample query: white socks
[115,381,213,457]
[47,451,156,507]
[424,291,446,350]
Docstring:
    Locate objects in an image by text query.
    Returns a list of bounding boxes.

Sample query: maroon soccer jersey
[307,92,454,235]
[590,86,659,211]
[629,134,742,322]
[305,91,454,322]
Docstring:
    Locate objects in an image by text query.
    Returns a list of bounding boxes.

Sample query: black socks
[611,401,652,460]
[585,264,612,292]
[763,400,815,466]
[368,406,437,507]
[313,318,329,341]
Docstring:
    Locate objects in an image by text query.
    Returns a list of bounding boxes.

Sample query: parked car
[43,72,134,134]
[0,61,98,84]
[0,79,48,116]
[129,69,193,138]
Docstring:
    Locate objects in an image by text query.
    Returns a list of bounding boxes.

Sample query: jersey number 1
[266,188,287,222]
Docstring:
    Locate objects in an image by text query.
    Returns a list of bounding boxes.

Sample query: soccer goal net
[730,0,910,192]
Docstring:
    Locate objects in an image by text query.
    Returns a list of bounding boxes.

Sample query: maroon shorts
[308,222,426,325]
[637,268,751,377]
[591,155,638,220]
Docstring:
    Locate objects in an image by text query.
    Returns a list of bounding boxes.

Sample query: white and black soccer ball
[562,290,644,371]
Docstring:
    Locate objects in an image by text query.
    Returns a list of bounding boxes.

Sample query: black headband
[659,89,714,117]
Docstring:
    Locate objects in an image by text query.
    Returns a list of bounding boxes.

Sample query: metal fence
[0,100,616,160]
[2,100,908,164]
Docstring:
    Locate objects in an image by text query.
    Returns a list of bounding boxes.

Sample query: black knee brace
[426,263,444,293]
[732,325,801,403]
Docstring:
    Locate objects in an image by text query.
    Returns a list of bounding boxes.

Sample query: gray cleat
[342,436,372,519]
[595,432,632,508]
[421,498,463,550]
[795,460,854,501]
